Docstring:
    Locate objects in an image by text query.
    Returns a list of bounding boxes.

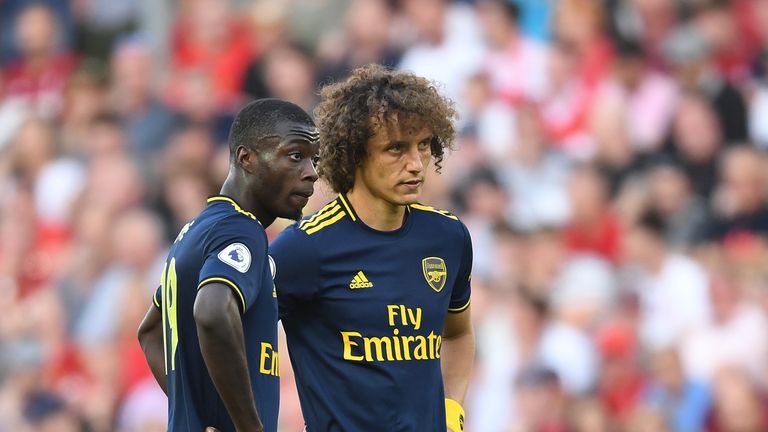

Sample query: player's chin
[393,190,422,205]
[394,182,423,203]
[277,206,304,221]
[277,194,310,221]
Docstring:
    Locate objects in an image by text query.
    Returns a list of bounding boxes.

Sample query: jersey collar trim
[206,195,261,224]
[337,193,358,221]
[337,193,413,236]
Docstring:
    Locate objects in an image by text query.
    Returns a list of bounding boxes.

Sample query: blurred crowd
[1,0,768,431]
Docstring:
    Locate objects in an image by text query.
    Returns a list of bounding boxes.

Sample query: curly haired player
[270,64,474,431]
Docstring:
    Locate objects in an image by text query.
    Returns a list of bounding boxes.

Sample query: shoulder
[269,200,340,254]
[269,221,323,276]
[204,197,263,228]
[409,203,471,247]
[206,210,267,248]
[290,198,353,240]
[297,199,349,234]
[409,203,467,231]
[271,221,309,248]
[409,203,460,220]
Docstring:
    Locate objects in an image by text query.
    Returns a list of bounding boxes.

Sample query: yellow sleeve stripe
[198,277,247,313]
[448,299,471,313]
[152,293,161,308]
[300,204,342,230]
[410,204,459,220]
[299,201,339,228]
[338,194,357,221]
[306,211,346,234]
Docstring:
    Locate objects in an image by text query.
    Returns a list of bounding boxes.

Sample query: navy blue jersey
[269,194,472,432]
[153,196,279,432]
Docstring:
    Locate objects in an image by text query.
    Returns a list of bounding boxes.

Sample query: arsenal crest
[422,257,447,292]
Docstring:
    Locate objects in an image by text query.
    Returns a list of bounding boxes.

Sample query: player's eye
[311,155,320,167]
[288,152,302,162]
[417,140,431,151]
[388,143,403,153]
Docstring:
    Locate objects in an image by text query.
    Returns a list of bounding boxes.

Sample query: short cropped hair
[635,210,666,239]
[228,98,314,158]
[495,0,521,24]
[314,64,457,193]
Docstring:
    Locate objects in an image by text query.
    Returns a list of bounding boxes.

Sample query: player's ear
[236,146,256,173]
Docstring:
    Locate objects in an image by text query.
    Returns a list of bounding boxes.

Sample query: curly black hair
[314,64,457,193]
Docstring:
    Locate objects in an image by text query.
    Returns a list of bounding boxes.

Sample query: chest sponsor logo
[422,257,447,292]
[349,271,373,289]
[259,342,279,377]
[340,304,442,362]
[218,243,251,273]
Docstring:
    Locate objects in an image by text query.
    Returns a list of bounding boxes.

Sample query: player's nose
[301,159,319,182]
[404,146,424,173]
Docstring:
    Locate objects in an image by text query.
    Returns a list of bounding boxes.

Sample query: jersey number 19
[161,258,179,373]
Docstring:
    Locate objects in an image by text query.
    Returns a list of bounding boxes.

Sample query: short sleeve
[198,216,268,314]
[268,224,320,319]
[152,286,162,309]
[449,222,473,313]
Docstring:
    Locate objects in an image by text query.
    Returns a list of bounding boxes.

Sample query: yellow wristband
[445,398,465,432]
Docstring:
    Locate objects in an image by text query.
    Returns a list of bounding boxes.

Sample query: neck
[346,188,406,231]
[220,171,275,227]
[504,30,520,49]
[646,249,666,274]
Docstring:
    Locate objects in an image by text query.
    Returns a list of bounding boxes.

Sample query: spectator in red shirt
[596,321,647,422]
[3,4,77,118]
[167,0,253,112]
[563,165,623,262]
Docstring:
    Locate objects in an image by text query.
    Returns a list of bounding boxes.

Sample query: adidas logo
[349,271,374,289]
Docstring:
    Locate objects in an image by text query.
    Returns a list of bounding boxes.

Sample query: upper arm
[198,217,268,314]
[448,222,473,314]
[443,305,472,339]
[268,225,320,319]
[194,283,243,328]
[138,302,163,339]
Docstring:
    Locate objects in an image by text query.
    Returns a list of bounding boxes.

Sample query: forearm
[196,288,262,431]
[140,330,168,394]
[440,328,475,403]
[138,306,168,394]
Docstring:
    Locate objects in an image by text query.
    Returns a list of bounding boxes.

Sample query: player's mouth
[291,189,314,206]
[399,179,423,191]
